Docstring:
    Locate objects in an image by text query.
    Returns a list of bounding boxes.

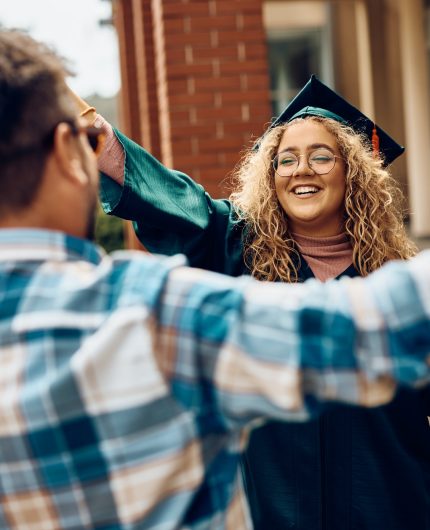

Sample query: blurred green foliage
[95,206,125,253]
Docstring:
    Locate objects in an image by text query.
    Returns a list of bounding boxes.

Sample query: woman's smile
[275,120,346,237]
[290,184,322,197]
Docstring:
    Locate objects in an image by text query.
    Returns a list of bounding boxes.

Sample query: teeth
[294,186,319,195]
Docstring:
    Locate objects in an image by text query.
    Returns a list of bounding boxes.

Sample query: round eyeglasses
[272,148,340,177]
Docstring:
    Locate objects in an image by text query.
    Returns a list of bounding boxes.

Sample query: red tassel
[372,125,380,158]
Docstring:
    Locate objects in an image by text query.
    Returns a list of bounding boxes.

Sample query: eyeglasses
[272,148,340,177]
[66,121,106,157]
[2,120,106,161]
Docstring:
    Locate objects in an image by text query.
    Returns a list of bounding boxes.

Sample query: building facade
[111,0,430,242]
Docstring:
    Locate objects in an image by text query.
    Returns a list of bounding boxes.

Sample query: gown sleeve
[99,129,246,276]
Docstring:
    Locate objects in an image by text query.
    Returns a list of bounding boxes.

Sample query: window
[264,1,333,115]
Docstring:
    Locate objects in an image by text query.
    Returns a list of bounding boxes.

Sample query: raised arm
[68,87,244,274]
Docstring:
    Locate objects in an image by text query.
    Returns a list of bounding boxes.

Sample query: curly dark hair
[0,29,75,211]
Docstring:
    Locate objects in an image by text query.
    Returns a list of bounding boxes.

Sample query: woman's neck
[292,231,354,282]
[289,216,345,238]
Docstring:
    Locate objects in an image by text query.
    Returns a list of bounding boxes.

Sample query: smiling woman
[87,75,426,530]
[228,77,416,283]
[273,120,347,238]
[96,75,416,283]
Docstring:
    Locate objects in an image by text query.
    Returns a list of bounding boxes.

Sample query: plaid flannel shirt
[0,228,429,530]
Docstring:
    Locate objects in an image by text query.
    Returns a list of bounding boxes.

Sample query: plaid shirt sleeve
[2,233,430,530]
[151,251,430,429]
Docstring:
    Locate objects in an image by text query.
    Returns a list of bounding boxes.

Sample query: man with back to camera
[0,28,429,529]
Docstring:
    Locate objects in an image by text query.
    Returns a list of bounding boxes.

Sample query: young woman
[77,77,428,529]
[229,114,415,283]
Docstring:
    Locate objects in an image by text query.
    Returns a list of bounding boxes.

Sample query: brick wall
[115,0,272,199]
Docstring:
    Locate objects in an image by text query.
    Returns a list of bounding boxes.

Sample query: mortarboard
[261,75,404,165]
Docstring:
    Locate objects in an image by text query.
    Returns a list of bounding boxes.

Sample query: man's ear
[52,122,87,185]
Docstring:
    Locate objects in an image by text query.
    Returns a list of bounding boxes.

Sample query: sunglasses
[66,121,106,157]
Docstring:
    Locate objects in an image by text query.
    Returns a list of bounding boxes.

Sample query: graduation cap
[261,75,404,165]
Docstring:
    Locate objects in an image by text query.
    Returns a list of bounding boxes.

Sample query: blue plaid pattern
[0,228,429,529]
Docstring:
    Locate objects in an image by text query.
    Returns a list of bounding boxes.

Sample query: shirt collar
[0,228,104,265]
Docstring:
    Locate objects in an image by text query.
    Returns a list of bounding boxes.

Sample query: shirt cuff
[95,114,125,186]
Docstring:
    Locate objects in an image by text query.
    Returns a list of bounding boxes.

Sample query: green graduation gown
[100,130,430,530]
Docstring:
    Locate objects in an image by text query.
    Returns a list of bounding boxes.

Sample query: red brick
[189,14,237,31]
[239,43,268,60]
[188,45,239,62]
[172,152,220,168]
[167,62,213,78]
[116,0,272,220]
[217,120,269,137]
[217,107,271,125]
[166,78,190,95]
[164,47,188,65]
[163,26,265,48]
[200,167,233,182]
[168,137,194,152]
[243,73,271,90]
[169,91,215,107]
[164,32,213,49]
[170,124,220,139]
[156,0,192,4]
[168,109,192,124]
[195,106,244,122]
[217,29,266,43]
[197,136,246,153]
[193,168,234,187]
[220,59,268,75]
[219,89,272,105]
[193,76,242,92]
[241,12,265,30]
[213,3,262,16]
[162,18,187,33]
[162,3,210,17]
[156,0,189,4]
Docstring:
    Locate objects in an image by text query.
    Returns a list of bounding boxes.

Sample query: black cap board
[260,75,404,165]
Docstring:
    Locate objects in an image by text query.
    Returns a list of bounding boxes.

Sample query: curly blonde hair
[229,116,417,282]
